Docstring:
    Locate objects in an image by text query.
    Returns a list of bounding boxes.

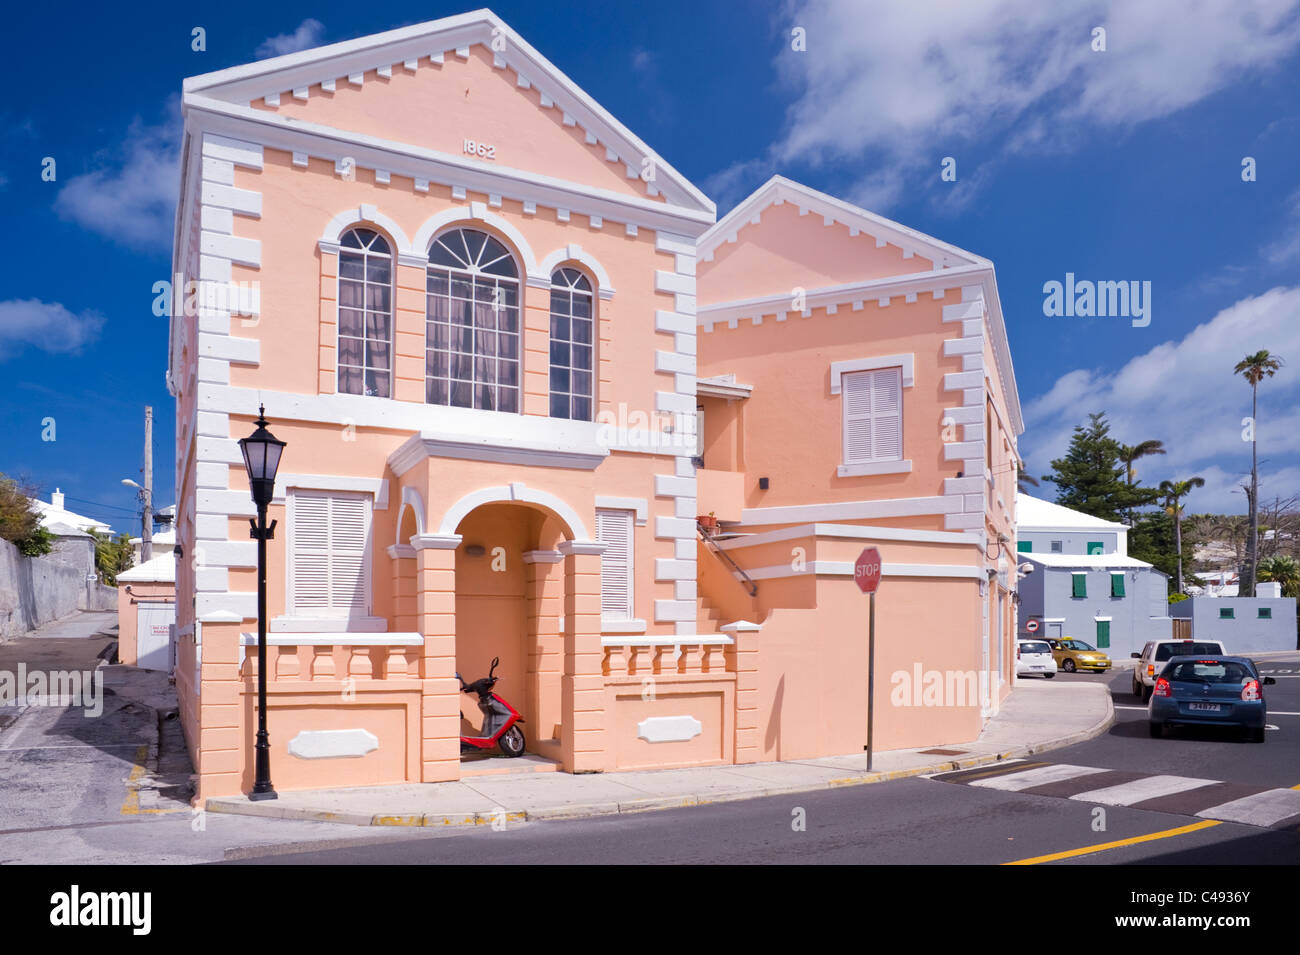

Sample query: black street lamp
[238,405,286,801]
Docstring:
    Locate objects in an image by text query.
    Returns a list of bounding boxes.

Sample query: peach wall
[229,151,676,428]
[257,47,658,204]
[697,293,965,512]
[116,581,175,667]
[699,201,933,307]
[751,574,984,759]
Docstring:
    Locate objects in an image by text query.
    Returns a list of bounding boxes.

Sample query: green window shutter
[1219,607,1234,619]
[1111,573,1125,597]
[1017,541,1032,553]
[1087,541,1104,555]
[1072,573,1087,597]
[1096,620,1110,648]
[1259,607,1272,619]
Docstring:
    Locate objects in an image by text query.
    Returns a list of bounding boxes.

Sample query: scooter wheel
[499,725,526,758]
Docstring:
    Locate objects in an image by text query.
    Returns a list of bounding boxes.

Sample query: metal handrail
[698,523,758,597]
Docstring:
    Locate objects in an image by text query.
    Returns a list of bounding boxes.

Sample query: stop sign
[854,547,882,594]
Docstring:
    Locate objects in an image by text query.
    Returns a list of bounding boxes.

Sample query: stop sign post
[855,547,882,771]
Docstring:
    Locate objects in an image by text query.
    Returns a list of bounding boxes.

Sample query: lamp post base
[247,790,279,802]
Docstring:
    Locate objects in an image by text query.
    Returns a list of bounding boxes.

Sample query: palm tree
[1118,439,1166,486]
[1234,350,1285,597]
[1118,438,1166,524]
[1159,477,1205,594]
[1258,555,1300,599]
[1017,467,1040,495]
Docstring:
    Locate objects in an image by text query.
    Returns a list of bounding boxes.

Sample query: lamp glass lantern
[239,406,286,506]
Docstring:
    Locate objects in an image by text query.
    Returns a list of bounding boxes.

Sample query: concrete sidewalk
[206,678,1114,828]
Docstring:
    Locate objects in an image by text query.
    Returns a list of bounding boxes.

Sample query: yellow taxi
[1045,637,1112,673]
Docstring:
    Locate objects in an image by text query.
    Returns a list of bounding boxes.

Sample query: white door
[136,602,176,672]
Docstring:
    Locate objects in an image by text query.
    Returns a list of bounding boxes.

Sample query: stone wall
[0,535,117,639]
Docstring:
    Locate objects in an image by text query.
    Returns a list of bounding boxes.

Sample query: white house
[29,489,114,536]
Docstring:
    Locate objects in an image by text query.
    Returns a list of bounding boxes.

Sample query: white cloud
[1022,285,1300,511]
[763,0,1300,211]
[53,110,180,251]
[1263,188,1300,264]
[256,19,326,59]
[0,299,104,360]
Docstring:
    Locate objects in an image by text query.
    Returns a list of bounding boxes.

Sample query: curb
[204,687,1116,829]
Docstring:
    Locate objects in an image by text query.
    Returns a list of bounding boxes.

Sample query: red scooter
[456,657,526,757]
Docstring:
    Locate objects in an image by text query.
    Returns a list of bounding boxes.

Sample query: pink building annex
[166,10,1023,801]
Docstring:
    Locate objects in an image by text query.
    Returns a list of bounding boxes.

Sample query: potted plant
[697,512,718,530]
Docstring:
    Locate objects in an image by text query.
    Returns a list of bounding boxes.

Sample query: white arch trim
[437,481,589,540]
[538,243,615,300]
[412,202,539,275]
[318,203,415,257]
[395,485,426,546]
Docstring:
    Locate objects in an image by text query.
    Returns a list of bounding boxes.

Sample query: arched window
[425,228,520,412]
[337,228,393,397]
[548,267,594,420]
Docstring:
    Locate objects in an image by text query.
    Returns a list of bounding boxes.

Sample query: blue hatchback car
[1149,655,1275,742]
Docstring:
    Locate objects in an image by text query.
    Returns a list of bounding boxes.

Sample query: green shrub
[14,525,54,557]
[0,473,43,546]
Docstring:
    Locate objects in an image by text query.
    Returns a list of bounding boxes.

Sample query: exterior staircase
[698,592,727,633]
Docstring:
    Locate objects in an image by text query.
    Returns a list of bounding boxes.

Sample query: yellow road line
[1004,819,1222,865]
[119,744,181,816]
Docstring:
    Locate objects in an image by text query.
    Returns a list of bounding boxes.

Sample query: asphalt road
[225,655,1300,865]
[4,624,1295,866]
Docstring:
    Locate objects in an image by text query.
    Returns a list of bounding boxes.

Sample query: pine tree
[1043,413,1159,522]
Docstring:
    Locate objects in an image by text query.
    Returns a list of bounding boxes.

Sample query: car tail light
[1153,677,1172,698]
[1241,680,1261,702]
[1147,664,1155,677]
[1016,645,1021,659]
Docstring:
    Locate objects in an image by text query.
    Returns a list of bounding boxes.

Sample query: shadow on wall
[765,674,785,762]
[0,537,113,638]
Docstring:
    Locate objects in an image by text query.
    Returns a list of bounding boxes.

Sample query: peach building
[166,10,1022,801]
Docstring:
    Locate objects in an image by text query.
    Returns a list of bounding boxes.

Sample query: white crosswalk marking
[1197,788,1300,827]
[1069,774,1218,806]
[970,764,1109,792]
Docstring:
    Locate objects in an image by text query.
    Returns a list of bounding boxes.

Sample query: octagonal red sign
[854,547,882,594]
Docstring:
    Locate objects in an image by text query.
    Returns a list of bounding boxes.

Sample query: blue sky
[2,0,1299,534]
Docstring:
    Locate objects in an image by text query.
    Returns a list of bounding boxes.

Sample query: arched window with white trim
[425,228,521,412]
[337,228,393,398]
[548,267,594,420]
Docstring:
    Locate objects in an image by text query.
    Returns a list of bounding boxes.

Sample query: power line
[59,495,142,516]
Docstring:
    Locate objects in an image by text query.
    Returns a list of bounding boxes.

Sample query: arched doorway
[452,502,569,761]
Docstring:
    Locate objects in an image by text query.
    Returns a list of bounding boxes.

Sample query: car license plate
[1188,703,1221,712]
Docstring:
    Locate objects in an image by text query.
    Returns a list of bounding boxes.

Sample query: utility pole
[142,406,153,562]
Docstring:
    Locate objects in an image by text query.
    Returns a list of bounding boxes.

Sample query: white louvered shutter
[843,368,902,463]
[871,367,903,460]
[595,509,633,620]
[291,493,331,611]
[329,495,369,613]
[843,371,874,463]
[290,491,371,615]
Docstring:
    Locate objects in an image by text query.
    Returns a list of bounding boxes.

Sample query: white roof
[1016,494,1127,532]
[130,529,177,547]
[29,498,113,535]
[1022,552,1154,569]
[116,554,176,584]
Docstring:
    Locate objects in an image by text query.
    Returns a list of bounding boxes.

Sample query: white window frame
[281,488,380,631]
[595,507,637,625]
[833,358,912,477]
